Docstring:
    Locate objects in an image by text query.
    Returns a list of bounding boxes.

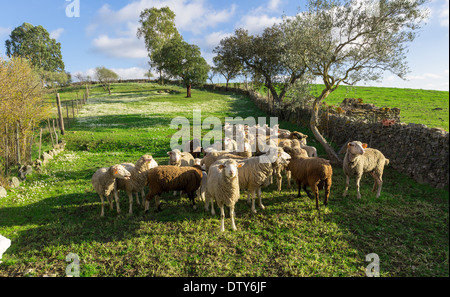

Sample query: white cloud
[237,14,282,35]
[406,72,443,80]
[0,27,11,36]
[89,0,237,35]
[439,0,449,26]
[72,66,149,81]
[50,28,65,40]
[91,35,148,59]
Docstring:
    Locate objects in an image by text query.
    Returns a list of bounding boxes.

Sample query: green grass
[312,84,449,131]
[0,82,448,277]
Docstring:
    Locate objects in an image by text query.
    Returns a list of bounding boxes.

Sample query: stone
[0,186,6,198]
[10,177,20,188]
[0,235,11,262]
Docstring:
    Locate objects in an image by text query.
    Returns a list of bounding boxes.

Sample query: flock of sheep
[91,123,389,231]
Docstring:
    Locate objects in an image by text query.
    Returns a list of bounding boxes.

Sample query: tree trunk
[226,79,229,91]
[310,90,342,165]
[186,84,192,98]
[108,85,111,95]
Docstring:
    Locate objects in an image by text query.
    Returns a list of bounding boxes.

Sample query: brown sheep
[284,146,333,210]
[144,165,203,213]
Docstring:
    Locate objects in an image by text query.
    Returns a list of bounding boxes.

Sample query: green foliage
[95,67,119,95]
[5,22,65,73]
[153,39,209,97]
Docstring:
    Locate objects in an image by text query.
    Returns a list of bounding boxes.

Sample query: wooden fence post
[38,128,42,160]
[66,103,70,129]
[16,122,21,166]
[47,118,54,147]
[56,93,65,135]
[52,119,58,145]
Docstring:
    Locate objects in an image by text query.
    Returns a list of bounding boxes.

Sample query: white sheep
[0,235,11,263]
[115,154,157,215]
[343,141,390,199]
[206,159,241,231]
[207,146,291,214]
[91,164,131,217]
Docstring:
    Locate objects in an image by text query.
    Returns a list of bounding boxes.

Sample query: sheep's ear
[347,142,352,148]
[237,164,243,168]
[218,165,225,170]
[362,143,368,149]
[167,151,172,155]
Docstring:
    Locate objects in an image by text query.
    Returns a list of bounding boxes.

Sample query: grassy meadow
[0,82,448,277]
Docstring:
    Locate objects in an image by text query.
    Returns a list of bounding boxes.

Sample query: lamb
[342,141,389,199]
[284,146,333,210]
[206,159,241,231]
[207,146,291,214]
[114,154,157,215]
[144,165,203,213]
[91,164,131,217]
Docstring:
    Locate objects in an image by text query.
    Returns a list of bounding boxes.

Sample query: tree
[215,26,309,105]
[5,22,65,85]
[0,57,50,169]
[153,39,209,97]
[137,7,182,84]
[212,45,242,90]
[284,0,428,164]
[95,67,119,95]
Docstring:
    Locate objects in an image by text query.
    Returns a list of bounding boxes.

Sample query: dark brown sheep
[144,165,203,213]
[285,147,333,210]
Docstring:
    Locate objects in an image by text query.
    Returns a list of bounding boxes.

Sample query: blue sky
[0,0,449,91]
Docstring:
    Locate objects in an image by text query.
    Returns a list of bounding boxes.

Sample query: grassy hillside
[311,84,449,131]
[0,83,448,277]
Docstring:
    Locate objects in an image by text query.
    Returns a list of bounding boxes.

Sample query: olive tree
[283,0,428,164]
[95,67,119,95]
[214,26,310,105]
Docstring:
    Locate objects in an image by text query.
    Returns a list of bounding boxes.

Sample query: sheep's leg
[250,190,257,213]
[127,192,133,215]
[257,187,265,210]
[188,191,197,210]
[304,185,312,199]
[313,183,320,210]
[230,205,237,231]
[297,181,302,198]
[99,194,105,217]
[114,189,121,214]
[324,178,331,206]
[286,170,291,189]
[343,175,350,197]
[356,174,362,199]
[156,195,162,212]
[276,167,282,192]
[219,204,225,232]
[210,199,215,216]
[371,172,383,198]
[140,190,146,208]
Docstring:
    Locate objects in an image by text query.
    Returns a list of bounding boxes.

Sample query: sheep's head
[167,149,182,164]
[111,165,131,180]
[290,131,307,141]
[137,154,153,170]
[283,146,308,158]
[260,146,291,164]
[219,160,241,178]
[347,141,368,155]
